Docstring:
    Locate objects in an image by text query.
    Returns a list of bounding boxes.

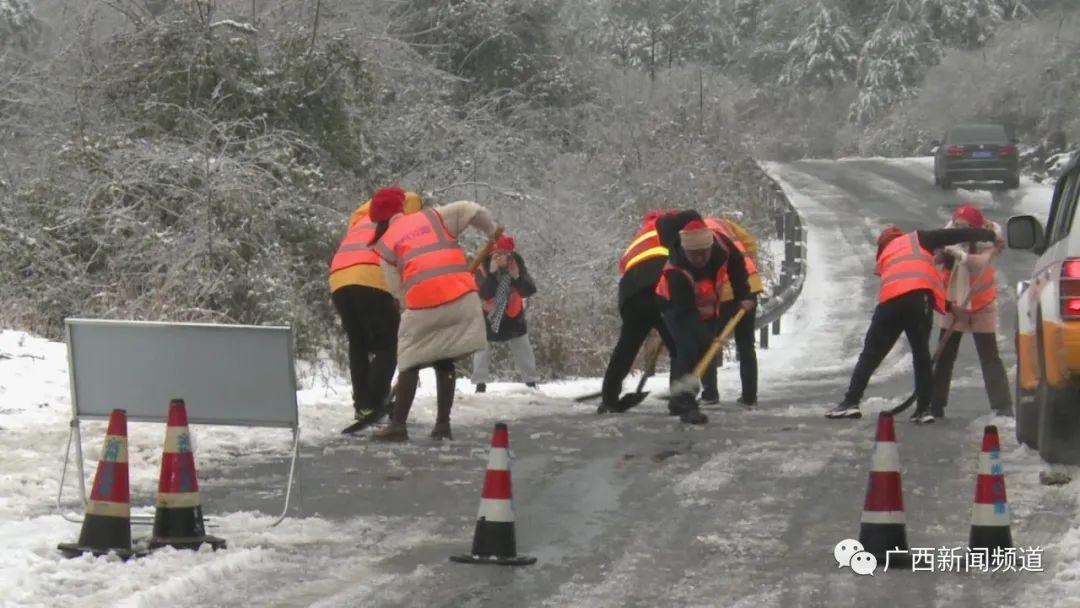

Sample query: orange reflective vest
[479,267,525,318]
[329,216,381,274]
[619,220,669,275]
[483,290,524,319]
[876,232,946,312]
[375,208,477,310]
[942,263,996,312]
[655,263,728,320]
[706,218,764,300]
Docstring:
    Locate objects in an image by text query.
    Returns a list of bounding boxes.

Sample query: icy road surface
[2,158,1077,607]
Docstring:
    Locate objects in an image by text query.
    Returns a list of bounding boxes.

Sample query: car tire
[940,176,954,190]
[933,170,940,186]
[1005,176,1020,189]
[1015,325,1038,448]
[1036,381,1080,464]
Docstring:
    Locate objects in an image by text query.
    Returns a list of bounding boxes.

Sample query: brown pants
[930,330,1013,414]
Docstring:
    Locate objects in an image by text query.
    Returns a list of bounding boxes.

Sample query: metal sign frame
[56,318,301,527]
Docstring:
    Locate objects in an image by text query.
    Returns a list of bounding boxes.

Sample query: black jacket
[476,252,537,341]
[617,256,666,308]
[656,210,752,316]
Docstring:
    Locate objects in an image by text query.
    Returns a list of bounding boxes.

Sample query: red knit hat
[680,219,714,251]
[953,204,984,227]
[878,225,904,250]
[494,234,516,252]
[369,186,406,222]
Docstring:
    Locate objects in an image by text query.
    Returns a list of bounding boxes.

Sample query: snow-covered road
[2,158,1077,607]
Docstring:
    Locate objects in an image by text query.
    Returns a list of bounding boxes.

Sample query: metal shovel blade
[615,390,649,411]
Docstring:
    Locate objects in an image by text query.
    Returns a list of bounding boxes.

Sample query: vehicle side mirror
[1007,215,1045,253]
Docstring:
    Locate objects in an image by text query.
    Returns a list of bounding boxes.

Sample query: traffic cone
[859,412,910,568]
[148,399,226,551]
[58,409,145,559]
[450,422,536,566]
[969,425,1013,551]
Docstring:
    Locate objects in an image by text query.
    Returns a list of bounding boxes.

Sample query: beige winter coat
[380,200,498,370]
[935,220,1004,334]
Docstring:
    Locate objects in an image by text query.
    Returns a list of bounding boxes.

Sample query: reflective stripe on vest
[329,217,380,273]
[942,264,997,311]
[877,232,945,312]
[655,263,725,320]
[619,222,669,275]
[705,218,763,300]
[375,208,477,309]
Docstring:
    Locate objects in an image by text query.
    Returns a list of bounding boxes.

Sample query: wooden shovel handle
[693,308,747,379]
[468,226,505,273]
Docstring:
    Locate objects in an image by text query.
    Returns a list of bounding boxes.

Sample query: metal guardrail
[749,163,807,349]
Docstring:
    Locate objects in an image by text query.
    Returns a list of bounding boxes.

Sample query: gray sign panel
[66,319,298,428]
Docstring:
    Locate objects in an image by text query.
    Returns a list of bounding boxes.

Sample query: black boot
[432,362,456,440]
[680,406,708,425]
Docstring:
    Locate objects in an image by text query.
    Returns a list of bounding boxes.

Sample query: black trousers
[601,289,676,405]
[845,291,934,410]
[702,302,758,402]
[662,308,709,407]
[931,330,1013,413]
[331,285,400,412]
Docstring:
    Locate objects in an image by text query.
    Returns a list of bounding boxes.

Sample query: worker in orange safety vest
[329,187,423,431]
[929,204,1011,418]
[827,222,997,422]
[369,195,500,442]
[656,213,754,425]
[702,217,764,407]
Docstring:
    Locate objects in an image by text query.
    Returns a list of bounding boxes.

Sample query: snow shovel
[342,227,505,434]
[888,248,998,417]
[669,308,747,399]
[574,332,664,404]
[608,336,665,412]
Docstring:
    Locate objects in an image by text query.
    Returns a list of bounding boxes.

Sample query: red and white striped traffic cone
[450,422,536,566]
[59,409,146,559]
[859,412,910,567]
[970,425,1013,551]
[149,399,226,551]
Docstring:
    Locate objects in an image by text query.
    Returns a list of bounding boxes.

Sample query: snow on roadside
[0,326,608,607]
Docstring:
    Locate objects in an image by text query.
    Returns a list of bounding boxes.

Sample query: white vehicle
[1008,151,1080,464]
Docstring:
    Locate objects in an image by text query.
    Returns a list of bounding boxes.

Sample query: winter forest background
[1,0,1077,377]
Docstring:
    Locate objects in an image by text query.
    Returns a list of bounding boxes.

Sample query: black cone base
[78,514,131,551]
[860,522,911,569]
[148,534,227,551]
[970,525,1013,551]
[58,543,146,560]
[152,505,208,539]
[450,519,535,567]
[450,553,537,566]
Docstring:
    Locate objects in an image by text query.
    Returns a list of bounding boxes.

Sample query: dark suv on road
[933,123,1020,189]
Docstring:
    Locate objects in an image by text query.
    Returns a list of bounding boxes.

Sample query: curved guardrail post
[745,160,806,347]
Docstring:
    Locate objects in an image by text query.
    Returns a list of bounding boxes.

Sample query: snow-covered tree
[779,3,858,88]
[923,0,1003,47]
[596,0,725,78]
[0,0,41,51]
[849,0,939,124]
